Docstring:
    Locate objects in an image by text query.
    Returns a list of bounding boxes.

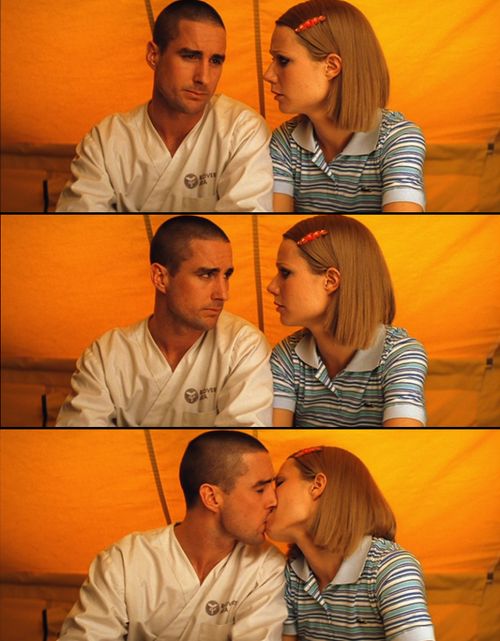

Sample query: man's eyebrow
[252,477,275,489]
[178,47,226,61]
[194,267,234,276]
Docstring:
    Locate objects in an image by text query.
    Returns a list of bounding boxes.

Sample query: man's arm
[56,346,117,427]
[56,131,117,212]
[231,547,287,641]
[214,112,273,212]
[215,327,273,427]
[59,547,127,641]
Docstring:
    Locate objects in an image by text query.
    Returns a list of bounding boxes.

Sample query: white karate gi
[56,312,273,427]
[58,526,287,641]
[56,95,273,212]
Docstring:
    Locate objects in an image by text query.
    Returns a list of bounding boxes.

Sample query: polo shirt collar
[291,110,382,157]
[295,325,387,373]
[291,535,373,585]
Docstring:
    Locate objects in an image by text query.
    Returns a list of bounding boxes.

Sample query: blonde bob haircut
[290,446,396,558]
[276,0,390,131]
[284,214,395,350]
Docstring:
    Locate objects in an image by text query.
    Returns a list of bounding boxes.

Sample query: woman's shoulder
[272,115,305,141]
[367,537,421,570]
[381,326,428,364]
[378,109,425,148]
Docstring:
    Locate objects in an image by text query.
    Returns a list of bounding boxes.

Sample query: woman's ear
[310,472,327,499]
[325,53,342,80]
[324,267,341,293]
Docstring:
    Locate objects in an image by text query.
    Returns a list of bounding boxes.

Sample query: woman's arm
[383,201,423,212]
[383,417,424,427]
[283,636,298,641]
[273,193,295,212]
[273,408,294,427]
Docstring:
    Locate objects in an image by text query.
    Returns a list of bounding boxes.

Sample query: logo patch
[206,600,220,616]
[184,388,199,404]
[184,173,199,189]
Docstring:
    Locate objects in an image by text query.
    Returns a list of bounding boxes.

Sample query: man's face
[218,451,277,545]
[163,238,234,332]
[149,19,226,116]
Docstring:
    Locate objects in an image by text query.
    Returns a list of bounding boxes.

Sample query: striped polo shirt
[270,109,426,212]
[271,325,427,427]
[284,536,435,641]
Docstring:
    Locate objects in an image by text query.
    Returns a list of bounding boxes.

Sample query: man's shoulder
[105,526,170,556]
[215,311,268,345]
[236,540,286,571]
[82,318,148,359]
[87,104,146,137]
[211,94,263,121]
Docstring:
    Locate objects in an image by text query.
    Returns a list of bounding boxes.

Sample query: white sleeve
[56,130,118,212]
[232,547,287,641]
[214,113,273,212]
[215,328,273,427]
[58,547,128,641]
[56,344,117,427]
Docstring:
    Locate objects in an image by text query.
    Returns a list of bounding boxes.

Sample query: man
[56,0,272,212]
[58,430,287,641]
[56,216,273,426]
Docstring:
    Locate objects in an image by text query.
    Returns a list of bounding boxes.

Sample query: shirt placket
[312,145,336,183]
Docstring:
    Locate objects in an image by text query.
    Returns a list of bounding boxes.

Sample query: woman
[267,215,428,427]
[264,0,426,213]
[267,446,435,641]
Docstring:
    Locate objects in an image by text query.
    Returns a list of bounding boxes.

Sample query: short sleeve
[380,121,426,209]
[270,342,297,412]
[382,338,428,425]
[269,127,295,196]
[376,551,435,641]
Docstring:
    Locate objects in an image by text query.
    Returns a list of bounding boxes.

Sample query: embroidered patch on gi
[206,600,220,616]
[184,173,199,189]
[184,388,199,404]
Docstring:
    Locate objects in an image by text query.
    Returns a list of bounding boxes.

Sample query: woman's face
[267,239,330,329]
[263,25,331,117]
[266,458,315,542]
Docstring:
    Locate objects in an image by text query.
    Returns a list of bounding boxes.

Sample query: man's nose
[193,59,209,85]
[213,275,229,301]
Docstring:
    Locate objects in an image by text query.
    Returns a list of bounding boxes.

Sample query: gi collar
[291,535,373,585]
[291,110,382,156]
[295,325,387,373]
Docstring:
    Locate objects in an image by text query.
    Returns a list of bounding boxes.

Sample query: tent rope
[252,0,266,118]
[143,214,154,244]
[143,430,172,525]
[144,0,155,35]
[252,215,265,332]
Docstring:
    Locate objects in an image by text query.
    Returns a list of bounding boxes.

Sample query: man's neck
[148,314,204,371]
[174,513,237,584]
[147,98,207,156]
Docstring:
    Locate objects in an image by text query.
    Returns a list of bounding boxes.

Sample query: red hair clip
[290,446,323,459]
[297,229,329,247]
[294,15,326,33]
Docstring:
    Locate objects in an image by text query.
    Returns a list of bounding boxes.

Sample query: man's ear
[151,263,169,294]
[310,473,327,500]
[146,40,160,70]
[199,484,224,513]
[324,267,341,294]
[325,53,342,80]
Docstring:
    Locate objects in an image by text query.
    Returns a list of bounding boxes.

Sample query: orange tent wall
[1,213,499,427]
[1,1,499,211]
[0,428,499,641]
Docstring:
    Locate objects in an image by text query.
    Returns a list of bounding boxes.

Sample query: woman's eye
[277,56,290,67]
[279,269,291,279]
